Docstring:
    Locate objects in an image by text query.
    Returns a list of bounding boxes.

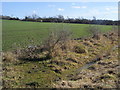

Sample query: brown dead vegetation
[2,28,118,88]
[53,30,119,88]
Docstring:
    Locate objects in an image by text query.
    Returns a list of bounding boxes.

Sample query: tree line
[0,15,118,25]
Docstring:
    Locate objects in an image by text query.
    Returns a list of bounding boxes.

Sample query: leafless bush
[5,30,74,61]
[112,25,118,31]
[88,25,101,40]
[8,29,73,60]
[43,30,73,58]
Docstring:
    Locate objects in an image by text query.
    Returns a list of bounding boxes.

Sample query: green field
[2,20,112,51]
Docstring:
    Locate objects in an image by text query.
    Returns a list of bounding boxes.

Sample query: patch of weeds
[26,82,39,87]
[66,58,77,63]
[83,41,93,47]
[74,45,86,54]
[88,65,96,70]
[70,76,82,81]
[107,70,115,74]
[3,52,18,63]
[50,64,63,74]
[117,72,120,78]
[93,43,101,46]
[100,74,117,80]
[83,84,93,88]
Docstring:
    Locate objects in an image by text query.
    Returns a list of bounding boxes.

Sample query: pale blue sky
[2,2,118,20]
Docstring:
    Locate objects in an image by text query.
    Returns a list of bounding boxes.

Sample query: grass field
[2,20,118,88]
[2,20,113,51]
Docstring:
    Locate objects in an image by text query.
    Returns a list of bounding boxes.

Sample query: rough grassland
[3,30,118,88]
[2,20,112,51]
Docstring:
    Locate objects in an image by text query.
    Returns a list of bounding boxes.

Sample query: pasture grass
[2,20,112,51]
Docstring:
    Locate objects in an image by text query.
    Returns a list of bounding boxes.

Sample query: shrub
[11,30,74,60]
[43,30,73,58]
[88,25,102,40]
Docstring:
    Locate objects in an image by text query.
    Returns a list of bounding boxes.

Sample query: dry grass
[42,30,79,58]
[52,30,119,88]
[3,52,17,63]
[3,29,118,88]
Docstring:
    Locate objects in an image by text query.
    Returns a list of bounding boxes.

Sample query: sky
[2,2,118,20]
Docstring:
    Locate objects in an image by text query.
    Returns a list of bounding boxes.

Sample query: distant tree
[0,15,19,20]
[32,14,39,20]
[57,15,64,22]
[2,14,117,25]
[0,15,11,20]
[91,16,97,24]
[93,16,96,21]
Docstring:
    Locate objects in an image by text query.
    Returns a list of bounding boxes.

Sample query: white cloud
[72,6,81,8]
[105,6,118,11]
[105,6,118,14]
[106,8,110,11]
[82,6,87,8]
[57,8,64,11]
[72,6,87,9]
[33,10,36,14]
[48,5,56,7]
[72,3,76,5]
